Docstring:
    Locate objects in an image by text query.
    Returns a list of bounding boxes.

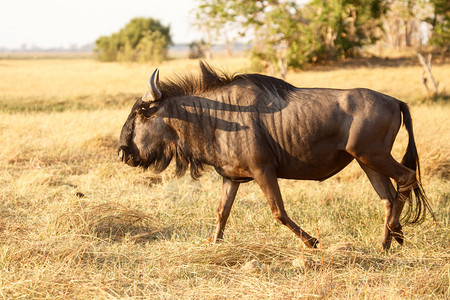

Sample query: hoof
[393,231,404,245]
[381,236,392,251]
[204,236,224,244]
[203,236,214,243]
[388,223,404,246]
[381,231,403,250]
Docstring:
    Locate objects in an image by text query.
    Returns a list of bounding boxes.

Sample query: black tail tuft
[399,102,435,224]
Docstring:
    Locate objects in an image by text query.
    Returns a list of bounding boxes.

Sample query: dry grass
[0,57,448,298]
[0,58,251,112]
[1,56,449,112]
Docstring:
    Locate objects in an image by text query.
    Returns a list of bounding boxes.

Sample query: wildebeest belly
[275,150,354,180]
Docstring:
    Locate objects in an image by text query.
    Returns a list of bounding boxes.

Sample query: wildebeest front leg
[253,168,318,248]
[213,178,240,243]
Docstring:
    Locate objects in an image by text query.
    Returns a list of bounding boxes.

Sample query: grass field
[0,57,449,298]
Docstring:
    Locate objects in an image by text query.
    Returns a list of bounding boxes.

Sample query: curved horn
[145,68,162,101]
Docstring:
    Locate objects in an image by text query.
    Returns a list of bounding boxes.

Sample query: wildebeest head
[118,69,177,171]
[117,62,293,177]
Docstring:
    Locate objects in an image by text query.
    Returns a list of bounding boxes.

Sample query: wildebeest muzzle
[118,145,139,167]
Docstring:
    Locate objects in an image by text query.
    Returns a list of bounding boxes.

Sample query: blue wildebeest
[118,62,432,249]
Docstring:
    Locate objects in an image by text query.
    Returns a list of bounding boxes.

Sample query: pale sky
[0,0,309,50]
[0,0,203,49]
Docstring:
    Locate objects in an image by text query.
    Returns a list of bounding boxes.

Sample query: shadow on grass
[422,93,450,104]
[304,54,450,72]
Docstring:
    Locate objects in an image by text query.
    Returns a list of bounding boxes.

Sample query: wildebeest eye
[139,105,158,118]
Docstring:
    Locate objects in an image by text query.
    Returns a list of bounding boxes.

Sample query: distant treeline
[94,18,172,63]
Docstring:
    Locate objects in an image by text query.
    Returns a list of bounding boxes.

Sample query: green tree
[135,31,168,63]
[195,0,237,58]
[95,33,122,62]
[188,40,207,59]
[305,0,387,60]
[194,0,387,76]
[195,0,309,77]
[94,17,172,62]
[244,1,308,77]
[427,0,450,51]
[382,0,434,48]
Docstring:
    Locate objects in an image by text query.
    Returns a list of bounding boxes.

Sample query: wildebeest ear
[142,68,162,102]
[199,61,220,85]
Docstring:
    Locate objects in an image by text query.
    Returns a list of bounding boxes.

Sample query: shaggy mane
[159,61,297,100]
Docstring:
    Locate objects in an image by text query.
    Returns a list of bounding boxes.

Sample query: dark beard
[139,142,204,179]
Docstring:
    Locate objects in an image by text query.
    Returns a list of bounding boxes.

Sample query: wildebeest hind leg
[356,155,417,249]
[358,162,399,250]
[212,178,240,243]
[253,168,318,248]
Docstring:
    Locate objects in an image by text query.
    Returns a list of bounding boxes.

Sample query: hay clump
[54,202,167,242]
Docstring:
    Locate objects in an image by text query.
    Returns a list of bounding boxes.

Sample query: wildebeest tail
[399,101,434,223]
